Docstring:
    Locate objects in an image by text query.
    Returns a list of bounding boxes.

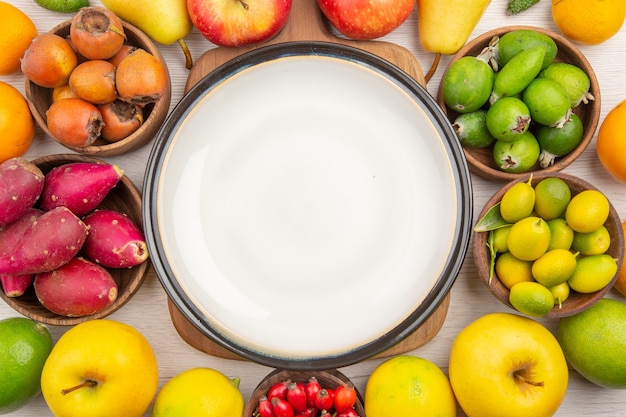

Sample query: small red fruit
[305,377,321,408]
[314,388,334,411]
[271,397,295,417]
[268,380,290,401]
[334,382,357,413]
[287,381,307,413]
[257,395,274,417]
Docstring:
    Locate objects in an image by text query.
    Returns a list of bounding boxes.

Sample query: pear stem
[177,38,194,70]
[61,380,98,395]
[424,53,441,84]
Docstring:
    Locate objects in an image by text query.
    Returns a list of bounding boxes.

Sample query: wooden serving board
[168,0,451,361]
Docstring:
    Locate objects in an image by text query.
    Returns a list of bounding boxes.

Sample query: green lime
[565,189,610,233]
[500,180,535,223]
[568,254,618,293]
[571,225,611,255]
[558,298,626,388]
[495,252,534,289]
[549,281,570,308]
[522,78,572,127]
[507,216,551,261]
[533,177,572,220]
[453,110,496,148]
[486,96,531,141]
[536,113,584,168]
[492,225,512,253]
[539,62,594,107]
[531,248,578,287]
[493,131,540,173]
[509,281,555,317]
[547,218,575,250]
[0,317,54,414]
[442,56,494,114]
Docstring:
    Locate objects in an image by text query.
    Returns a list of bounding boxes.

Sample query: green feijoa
[523,78,572,127]
[493,131,540,173]
[453,110,496,148]
[536,113,584,168]
[496,29,558,70]
[442,56,494,113]
[486,96,531,141]
[34,0,89,13]
[490,45,545,104]
[539,62,595,107]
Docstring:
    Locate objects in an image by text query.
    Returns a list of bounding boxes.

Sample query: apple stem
[238,0,249,10]
[514,373,544,387]
[424,53,441,84]
[61,380,98,395]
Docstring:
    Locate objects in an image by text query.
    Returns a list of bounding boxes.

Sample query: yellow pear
[417,0,492,55]
[101,0,193,68]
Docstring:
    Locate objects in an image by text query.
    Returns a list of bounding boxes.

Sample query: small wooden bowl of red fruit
[23,6,171,157]
[244,369,365,417]
[0,154,150,326]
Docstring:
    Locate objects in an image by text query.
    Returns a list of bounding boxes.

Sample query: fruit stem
[239,0,249,10]
[178,38,194,70]
[424,53,441,84]
[61,380,98,395]
[514,372,544,387]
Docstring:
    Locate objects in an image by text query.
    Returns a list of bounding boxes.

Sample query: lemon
[365,355,456,417]
[565,190,610,233]
[500,180,535,223]
[507,216,551,261]
[549,281,570,308]
[547,218,575,250]
[571,225,611,255]
[568,254,618,293]
[532,249,578,288]
[0,317,54,414]
[533,177,571,220]
[152,368,243,417]
[509,281,555,317]
[495,252,534,289]
[558,298,626,388]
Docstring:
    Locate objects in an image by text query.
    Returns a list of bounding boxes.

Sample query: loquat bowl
[473,171,624,318]
[0,154,150,326]
[437,26,601,182]
[243,368,365,417]
[24,18,171,157]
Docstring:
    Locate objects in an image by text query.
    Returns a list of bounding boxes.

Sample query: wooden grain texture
[4,0,626,415]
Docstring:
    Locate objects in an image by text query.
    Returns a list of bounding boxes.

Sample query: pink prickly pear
[40,162,124,216]
[0,157,45,227]
[82,209,148,268]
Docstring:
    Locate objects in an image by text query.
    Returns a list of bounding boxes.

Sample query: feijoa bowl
[437,26,601,182]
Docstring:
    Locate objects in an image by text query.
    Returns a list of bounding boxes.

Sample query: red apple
[318,0,415,40]
[187,0,293,47]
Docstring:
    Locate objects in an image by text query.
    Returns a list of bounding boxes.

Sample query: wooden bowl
[24,19,171,157]
[437,26,601,182]
[0,154,150,325]
[243,369,365,417]
[473,172,624,318]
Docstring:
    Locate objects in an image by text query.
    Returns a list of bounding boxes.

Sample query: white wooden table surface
[2,0,626,415]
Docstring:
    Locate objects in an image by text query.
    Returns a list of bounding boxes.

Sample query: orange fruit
[597,99,626,183]
[614,221,626,297]
[0,2,38,75]
[552,0,626,45]
[0,82,35,164]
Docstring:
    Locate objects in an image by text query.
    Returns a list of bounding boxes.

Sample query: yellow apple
[41,319,158,417]
[449,313,568,417]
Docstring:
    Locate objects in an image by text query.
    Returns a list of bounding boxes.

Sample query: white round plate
[144,42,472,369]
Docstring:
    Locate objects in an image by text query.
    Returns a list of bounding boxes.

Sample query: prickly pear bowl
[24,18,171,157]
[0,154,150,326]
[437,26,601,182]
[473,171,623,318]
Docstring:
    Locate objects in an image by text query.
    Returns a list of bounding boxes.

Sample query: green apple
[449,312,568,417]
[41,319,158,417]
